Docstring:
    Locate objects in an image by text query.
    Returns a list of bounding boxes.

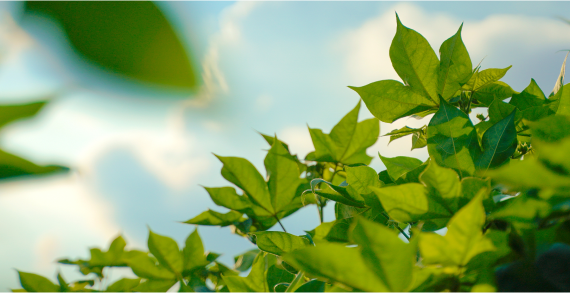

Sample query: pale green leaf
[265,137,303,212]
[18,272,60,292]
[438,23,472,100]
[390,14,439,103]
[350,80,436,123]
[183,210,244,226]
[253,231,309,256]
[183,229,209,272]
[148,230,183,275]
[217,155,273,213]
[379,154,423,182]
[509,78,546,110]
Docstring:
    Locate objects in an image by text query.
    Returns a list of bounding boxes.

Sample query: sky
[0,1,570,289]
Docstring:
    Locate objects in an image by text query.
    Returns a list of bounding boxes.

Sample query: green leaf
[350,80,436,123]
[25,2,197,89]
[488,100,519,124]
[476,110,517,172]
[486,158,570,190]
[419,158,462,212]
[438,23,472,100]
[266,258,295,292]
[0,149,68,180]
[379,154,423,182]
[531,115,570,143]
[472,81,516,108]
[295,280,325,292]
[234,249,260,272]
[412,131,427,150]
[557,82,570,116]
[224,253,268,292]
[253,231,309,256]
[390,14,439,103]
[308,102,379,165]
[349,217,416,291]
[419,192,495,266]
[427,98,479,177]
[384,126,422,143]
[133,279,177,292]
[147,229,183,276]
[370,183,452,224]
[18,271,60,292]
[310,179,366,208]
[106,278,141,292]
[282,243,389,292]
[509,79,546,110]
[265,137,303,213]
[56,272,69,292]
[183,210,244,226]
[463,66,512,91]
[126,253,176,280]
[344,165,383,195]
[0,102,46,128]
[183,229,209,272]
[490,195,551,224]
[216,155,273,213]
[535,136,570,174]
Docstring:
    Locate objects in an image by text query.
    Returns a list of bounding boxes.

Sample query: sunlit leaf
[439,23,472,100]
[18,272,59,292]
[253,231,309,256]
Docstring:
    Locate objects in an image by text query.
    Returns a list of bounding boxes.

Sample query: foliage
[24,2,197,90]
[15,14,570,292]
[0,101,67,180]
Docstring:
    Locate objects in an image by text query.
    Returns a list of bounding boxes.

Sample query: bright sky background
[0,1,570,289]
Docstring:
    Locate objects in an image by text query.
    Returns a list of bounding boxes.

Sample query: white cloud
[337,3,570,88]
[0,174,120,287]
[278,125,314,159]
[188,2,259,108]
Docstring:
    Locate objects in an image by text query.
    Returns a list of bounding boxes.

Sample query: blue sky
[0,1,570,289]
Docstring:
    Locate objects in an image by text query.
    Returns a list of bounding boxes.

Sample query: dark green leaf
[476,110,517,172]
[295,280,325,292]
[427,98,479,177]
[25,2,197,89]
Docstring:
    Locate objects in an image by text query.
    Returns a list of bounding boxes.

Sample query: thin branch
[275,216,288,233]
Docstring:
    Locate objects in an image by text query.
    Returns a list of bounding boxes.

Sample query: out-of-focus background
[0,1,569,289]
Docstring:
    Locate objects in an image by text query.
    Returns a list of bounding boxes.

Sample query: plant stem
[381,212,410,240]
[275,216,288,233]
[285,271,305,292]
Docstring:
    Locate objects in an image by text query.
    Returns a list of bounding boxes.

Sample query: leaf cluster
[15,13,570,293]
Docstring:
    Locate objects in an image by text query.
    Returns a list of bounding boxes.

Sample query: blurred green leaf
[24,2,197,89]
[133,279,177,292]
[184,210,244,226]
[183,229,210,273]
[17,272,60,292]
[224,253,268,292]
[106,278,141,292]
